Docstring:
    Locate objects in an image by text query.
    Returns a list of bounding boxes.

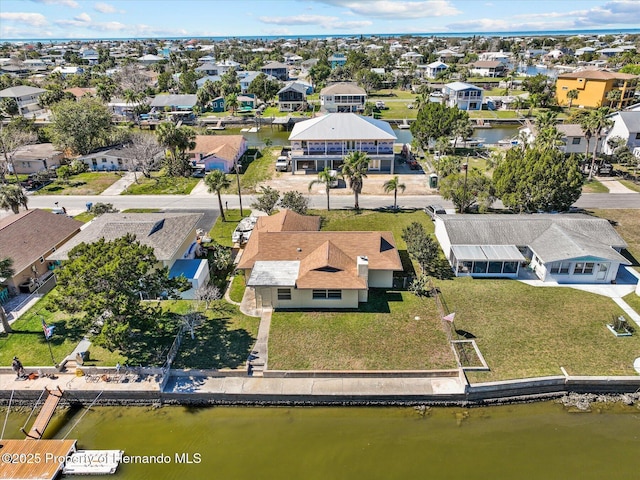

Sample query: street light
[461,160,469,213]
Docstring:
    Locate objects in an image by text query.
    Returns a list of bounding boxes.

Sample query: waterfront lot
[34,172,122,195]
[122,173,199,195]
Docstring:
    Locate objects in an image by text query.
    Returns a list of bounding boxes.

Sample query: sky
[1,0,640,40]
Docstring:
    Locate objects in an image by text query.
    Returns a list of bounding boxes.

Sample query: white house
[319,82,367,113]
[603,111,640,155]
[421,61,448,79]
[288,113,397,173]
[11,143,63,174]
[442,82,483,110]
[78,144,162,172]
[0,85,47,116]
[434,214,629,284]
[469,61,507,78]
[557,124,599,154]
[238,210,403,310]
[400,51,423,64]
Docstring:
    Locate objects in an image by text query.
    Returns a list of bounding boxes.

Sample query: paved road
[23,191,640,214]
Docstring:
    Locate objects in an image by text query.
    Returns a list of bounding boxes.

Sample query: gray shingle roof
[49,213,202,262]
[616,111,640,133]
[0,86,46,98]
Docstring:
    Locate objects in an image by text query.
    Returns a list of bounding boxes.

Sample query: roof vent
[149,219,165,236]
[297,247,302,252]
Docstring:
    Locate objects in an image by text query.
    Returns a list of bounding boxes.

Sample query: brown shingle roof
[254,209,321,233]
[320,82,366,95]
[189,135,245,162]
[296,240,366,289]
[558,69,638,81]
[238,231,402,272]
[0,209,82,274]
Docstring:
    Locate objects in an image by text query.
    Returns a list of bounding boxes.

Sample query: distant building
[442,82,483,110]
[0,85,46,116]
[319,82,367,113]
[555,70,638,109]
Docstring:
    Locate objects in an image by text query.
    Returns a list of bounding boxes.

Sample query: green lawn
[619,179,640,193]
[439,278,639,382]
[122,173,199,195]
[229,272,246,303]
[121,208,162,213]
[228,147,275,193]
[170,302,259,370]
[623,292,640,316]
[468,110,521,119]
[35,172,122,195]
[73,212,96,223]
[590,209,640,268]
[0,295,125,367]
[269,289,455,370]
[582,179,609,193]
[209,209,245,247]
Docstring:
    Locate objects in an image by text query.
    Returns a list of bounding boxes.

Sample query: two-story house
[603,111,640,155]
[328,53,347,69]
[0,86,47,116]
[261,61,289,81]
[556,70,638,109]
[288,113,397,174]
[469,61,507,78]
[188,135,248,173]
[420,61,448,79]
[442,82,483,110]
[319,82,367,113]
[277,82,308,112]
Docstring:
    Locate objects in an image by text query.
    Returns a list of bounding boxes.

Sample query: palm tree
[566,89,579,108]
[0,184,28,214]
[588,107,613,180]
[606,89,622,109]
[535,110,558,132]
[96,82,116,103]
[156,122,196,177]
[204,169,231,221]
[308,167,335,211]
[341,151,370,210]
[225,93,239,115]
[383,176,406,210]
[575,110,595,170]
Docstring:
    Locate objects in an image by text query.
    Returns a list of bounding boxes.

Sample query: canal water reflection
[2,401,639,479]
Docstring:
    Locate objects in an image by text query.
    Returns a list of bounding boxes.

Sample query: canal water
[220,126,519,148]
[1,402,638,479]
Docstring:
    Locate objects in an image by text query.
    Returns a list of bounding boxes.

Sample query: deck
[27,388,63,440]
[0,439,76,480]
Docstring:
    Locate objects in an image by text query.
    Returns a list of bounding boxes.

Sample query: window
[488,262,503,274]
[101,158,107,163]
[277,288,291,300]
[636,133,640,140]
[573,262,595,275]
[39,256,44,263]
[572,138,581,144]
[503,262,518,274]
[312,289,342,299]
[472,261,488,274]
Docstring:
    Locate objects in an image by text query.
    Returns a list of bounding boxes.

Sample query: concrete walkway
[189,179,208,196]
[612,297,640,328]
[596,176,637,194]
[100,172,137,195]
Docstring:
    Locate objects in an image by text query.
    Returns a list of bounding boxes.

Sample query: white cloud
[30,0,79,7]
[260,14,371,30]
[313,0,460,19]
[94,2,125,14]
[75,12,92,23]
[0,12,48,27]
[55,12,93,27]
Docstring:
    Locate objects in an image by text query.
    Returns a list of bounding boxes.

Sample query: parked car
[375,101,387,110]
[275,156,290,172]
[232,216,258,244]
[424,204,446,219]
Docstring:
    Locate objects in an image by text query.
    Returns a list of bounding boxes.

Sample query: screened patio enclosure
[450,245,526,277]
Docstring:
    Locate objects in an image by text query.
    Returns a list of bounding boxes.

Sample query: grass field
[582,179,609,193]
[619,179,640,193]
[229,272,246,303]
[73,212,95,223]
[442,278,639,382]
[122,173,199,195]
[209,209,244,247]
[623,292,640,316]
[269,289,455,370]
[590,209,640,269]
[35,172,122,196]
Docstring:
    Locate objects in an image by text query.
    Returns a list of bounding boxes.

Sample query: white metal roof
[451,245,525,262]
[247,261,300,287]
[289,113,397,141]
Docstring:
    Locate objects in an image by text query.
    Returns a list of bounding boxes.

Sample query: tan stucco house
[237,210,403,309]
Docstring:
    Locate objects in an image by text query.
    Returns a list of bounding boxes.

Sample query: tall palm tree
[204,169,231,221]
[308,167,335,211]
[225,93,239,115]
[341,151,370,210]
[156,122,196,177]
[535,110,558,132]
[0,184,28,214]
[383,176,406,210]
[588,107,613,180]
[605,89,622,109]
[566,89,579,108]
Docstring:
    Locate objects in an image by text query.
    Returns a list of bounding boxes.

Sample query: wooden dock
[26,387,63,440]
[0,439,76,480]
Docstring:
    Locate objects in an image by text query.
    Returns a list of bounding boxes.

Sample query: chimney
[357,256,368,303]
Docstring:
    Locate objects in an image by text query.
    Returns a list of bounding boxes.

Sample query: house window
[503,262,518,274]
[488,262,503,274]
[92,159,97,166]
[312,289,342,299]
[101,158,107,163]
[277,288,291,300]
[572,138,581,144]
[636,133,640,140]
[117,158,123,165]
[574,262,595,274]
[472,262,488,274]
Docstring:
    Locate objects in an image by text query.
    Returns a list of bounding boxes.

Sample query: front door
[597,263,609,281]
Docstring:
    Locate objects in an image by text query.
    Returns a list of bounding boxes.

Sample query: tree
[178,69,198,94]
[280,190,309,215]
[0,257,13,333]
[341,151,369,209]
[49,97,112,155]
[383,176,406,210]
[127,132,164,180]
[53,234,189,353]
[0,98,19,117]
[410,102,468,151]
[587,107,613,180]
[194,284,222,310]
[309,167,334,211]
[96,81,117,103]
[494,146,583,212]
[247,73,282,102]
[566,89,579,108]
[402,222,440,274]
[251,186,280,215]
[225,93,239,115]
[0,184,28,214]
[439,169,494,213]
[606,89,622,108]
[89,202,118,215]
[204,169,232,221]
[0,123,37,183]
[156,122,196,177]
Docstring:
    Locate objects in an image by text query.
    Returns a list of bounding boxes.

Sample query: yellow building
[555,70,638,109]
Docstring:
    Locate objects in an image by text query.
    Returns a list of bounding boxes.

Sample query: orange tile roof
[0,209,82,274]
[189,135,245,162]
[254,209,321,233]
[238,231,402,272]
[558,69,638,81]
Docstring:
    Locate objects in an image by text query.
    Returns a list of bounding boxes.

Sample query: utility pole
[235,160,243,216]
[461,160,469,213]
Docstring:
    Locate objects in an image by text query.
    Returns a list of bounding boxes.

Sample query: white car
[232,216,258,244]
